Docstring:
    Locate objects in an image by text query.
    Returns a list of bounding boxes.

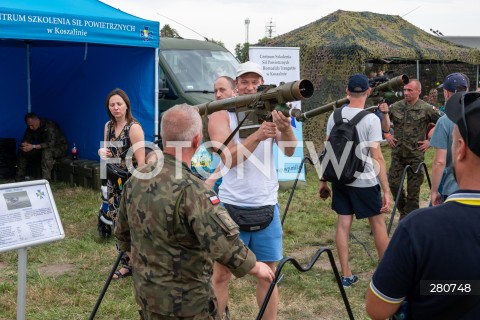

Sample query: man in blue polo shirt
[366,91,480,320]
[430,73,469,206]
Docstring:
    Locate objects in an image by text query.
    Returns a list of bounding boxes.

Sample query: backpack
[319,108,369,184]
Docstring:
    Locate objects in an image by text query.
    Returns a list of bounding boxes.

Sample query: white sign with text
[249,47,305,181]
[0,180,64,253]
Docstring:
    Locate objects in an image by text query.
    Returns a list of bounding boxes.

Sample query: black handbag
[224,204,274,232]
[106,163,131,186]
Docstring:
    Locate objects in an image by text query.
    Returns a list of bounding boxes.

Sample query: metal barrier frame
[387,162,431,235]
[256,247,355,320]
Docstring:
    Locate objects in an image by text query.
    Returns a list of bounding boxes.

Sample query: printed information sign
[249,47,305,181]
[0,180,64,253]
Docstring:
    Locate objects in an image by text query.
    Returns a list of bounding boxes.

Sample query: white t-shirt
[218,112,278,206]
[326,106,383,187]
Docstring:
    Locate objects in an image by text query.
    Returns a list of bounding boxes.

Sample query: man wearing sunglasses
[430,73,469,206]
[366,91,480,320]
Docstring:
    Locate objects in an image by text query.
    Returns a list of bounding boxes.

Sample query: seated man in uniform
[15,112,68,182]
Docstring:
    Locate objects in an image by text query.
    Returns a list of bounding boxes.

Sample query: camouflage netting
[256,10,480,153]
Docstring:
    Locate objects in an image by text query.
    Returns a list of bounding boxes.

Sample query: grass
[0,146,435,320]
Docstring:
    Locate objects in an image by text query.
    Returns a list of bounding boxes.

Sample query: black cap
[445,91,480,157]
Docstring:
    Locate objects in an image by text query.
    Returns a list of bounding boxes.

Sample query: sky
[100,0,479,54]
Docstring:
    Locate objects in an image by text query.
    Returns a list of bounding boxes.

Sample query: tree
[256,37,270,46]
[161,24,181,38]
[234,42,249,63]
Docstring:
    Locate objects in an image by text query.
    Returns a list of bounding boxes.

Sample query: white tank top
[218,112,278,206]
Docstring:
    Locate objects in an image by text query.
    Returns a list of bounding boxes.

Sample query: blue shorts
[239,203,283,262]
[331,183,382,219]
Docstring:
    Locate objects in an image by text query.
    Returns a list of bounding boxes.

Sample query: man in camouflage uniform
[379,79,441,218]
[115,104,274,320]
[15,112,68,181]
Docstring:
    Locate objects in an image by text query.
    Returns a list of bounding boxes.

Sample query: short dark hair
[24,112,39,123]
[217,76,235,90]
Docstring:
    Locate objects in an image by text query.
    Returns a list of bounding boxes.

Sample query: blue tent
[0,0,159,160]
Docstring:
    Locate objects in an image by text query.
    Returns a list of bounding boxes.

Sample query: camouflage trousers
[16,146,67,180]
[388,156,425,219]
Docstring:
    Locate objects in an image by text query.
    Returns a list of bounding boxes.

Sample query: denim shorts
[239,203,283,262]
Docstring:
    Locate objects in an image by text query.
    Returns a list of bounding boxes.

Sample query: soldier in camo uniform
[15,112,68,181]
[379,79,441,218]
[115,104,274,320]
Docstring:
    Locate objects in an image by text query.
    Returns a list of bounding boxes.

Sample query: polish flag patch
[209,195,220,205]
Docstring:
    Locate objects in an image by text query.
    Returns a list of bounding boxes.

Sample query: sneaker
[341,275,358,288]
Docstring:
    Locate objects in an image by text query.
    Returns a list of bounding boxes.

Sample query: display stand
[0,179,65,320]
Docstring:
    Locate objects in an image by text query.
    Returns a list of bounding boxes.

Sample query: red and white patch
[209,195,220,205]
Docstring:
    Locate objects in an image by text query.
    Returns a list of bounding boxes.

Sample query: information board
[0,180,64,253]
[249,46,305,182]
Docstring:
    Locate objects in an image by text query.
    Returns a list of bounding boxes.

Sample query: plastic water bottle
[71,142,78,160]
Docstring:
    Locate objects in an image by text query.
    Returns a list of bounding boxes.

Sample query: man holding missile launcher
[209,61,297,320]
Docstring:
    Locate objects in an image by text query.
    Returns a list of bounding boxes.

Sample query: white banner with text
[249,46,305,181]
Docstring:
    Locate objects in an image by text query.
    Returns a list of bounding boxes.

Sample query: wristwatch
[32,144,36,149]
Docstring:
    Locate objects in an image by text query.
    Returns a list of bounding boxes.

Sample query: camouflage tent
[259,10,480,150]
